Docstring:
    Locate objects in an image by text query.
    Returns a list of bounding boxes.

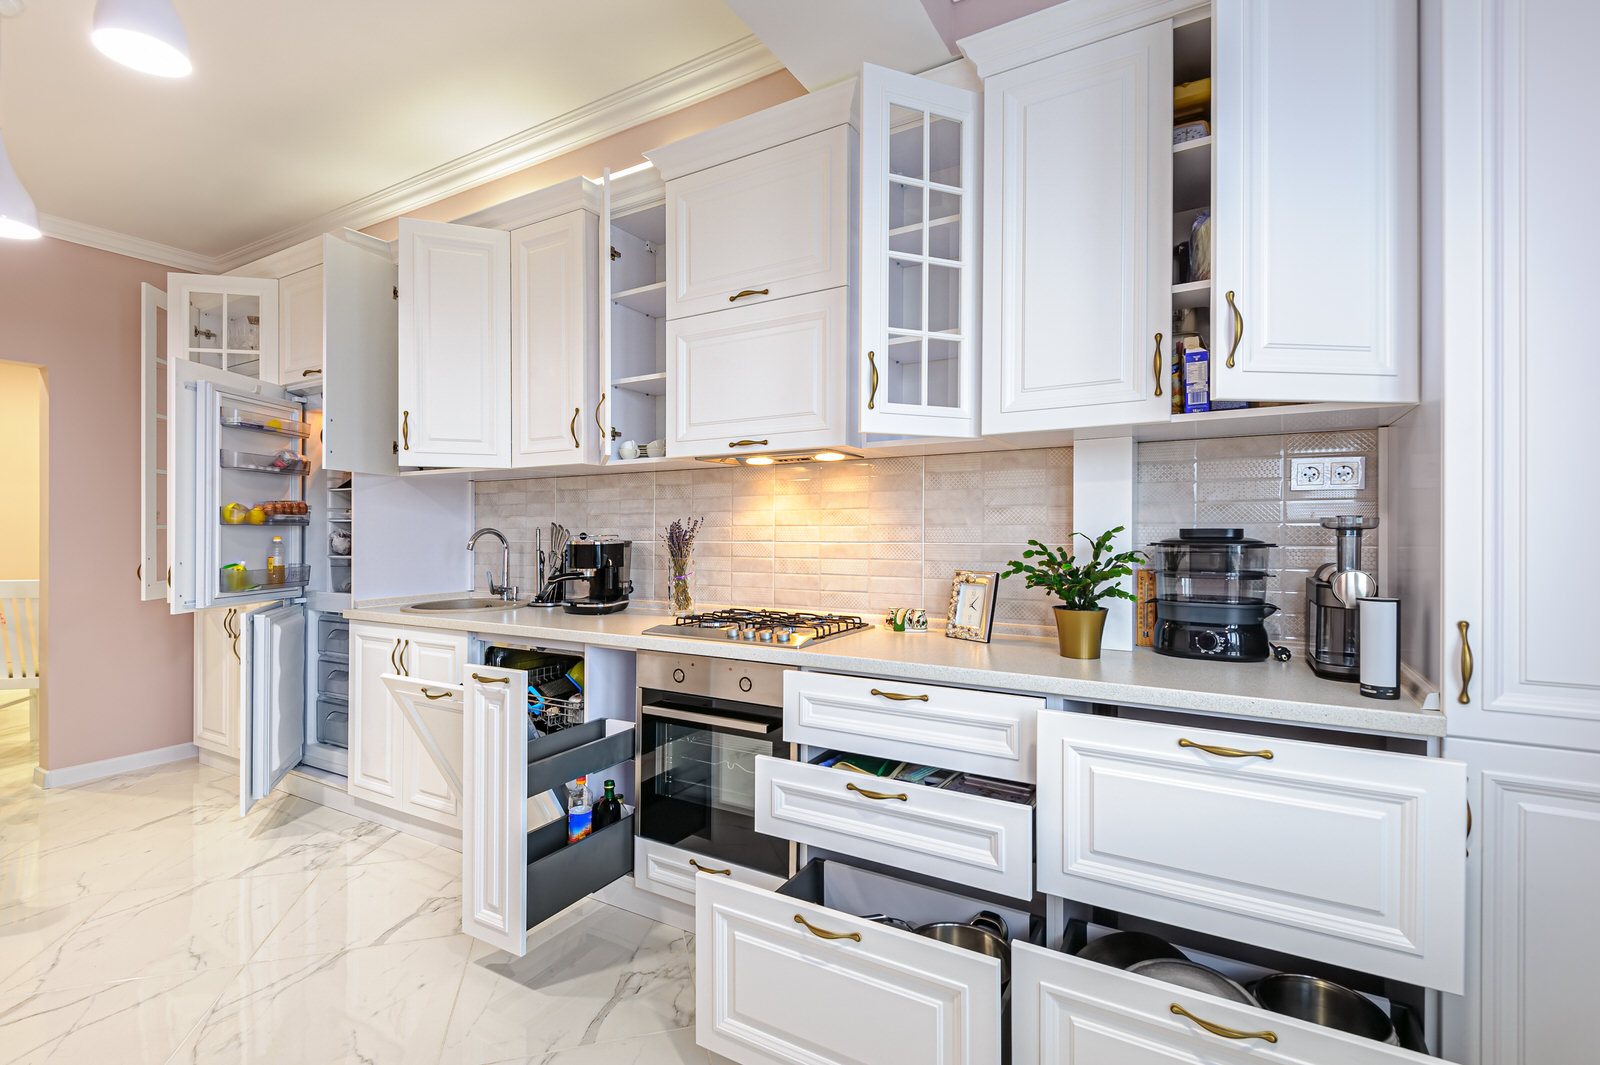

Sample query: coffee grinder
[1306,515,1379,681]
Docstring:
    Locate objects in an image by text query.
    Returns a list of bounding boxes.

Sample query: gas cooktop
[642,609,872,648]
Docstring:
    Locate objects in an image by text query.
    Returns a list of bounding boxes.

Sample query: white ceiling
[0,0,776,268]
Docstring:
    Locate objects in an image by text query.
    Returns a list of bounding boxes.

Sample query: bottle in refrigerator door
[594,779,623,830]
[567,776,593,843]
[267,537,285,585]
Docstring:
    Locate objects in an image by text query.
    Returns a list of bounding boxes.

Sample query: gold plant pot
[1054,607,1109,659]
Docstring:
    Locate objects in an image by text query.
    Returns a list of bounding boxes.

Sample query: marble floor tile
[251,855,463,962]
[0,967,236,1065]
[441,899,694,1063]
[485,1025,711,1065]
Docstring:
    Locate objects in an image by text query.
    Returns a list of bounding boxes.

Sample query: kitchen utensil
[620,439,640,460]
[647,438,666,458]
[1254,974,1398,1044]
[861,913,917,933]
[1307,516,1380,681]
[1075,931,1188,970]
[1127,958,1258,1006]
[1331,567,1377,609]
[915,911,1011,987]
[1148,529,1279,662]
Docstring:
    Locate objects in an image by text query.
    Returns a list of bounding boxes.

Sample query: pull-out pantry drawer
[785,670,1042,782]
[633,837,786,907]
[1013,939,1439,1065]
[1037,712,1466,992]
[698,859,1029,1065]
[755,754,1035,899]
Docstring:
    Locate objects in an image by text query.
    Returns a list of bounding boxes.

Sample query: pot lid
[1151,527,1275,548]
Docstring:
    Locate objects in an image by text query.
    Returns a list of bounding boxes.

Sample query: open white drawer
[634,837,786,907]
[785,671,1043,782]
[754,754,1035,899]
[1014,936,1438,1065]
[1037,712,1466,993]
[697,859,1031,1065]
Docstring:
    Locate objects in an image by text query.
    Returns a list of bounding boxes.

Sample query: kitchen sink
[402,597,514,613]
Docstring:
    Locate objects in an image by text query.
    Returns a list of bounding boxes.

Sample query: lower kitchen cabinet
[347,621,467,828]
[194,605,245,757]
[633,837,784,909]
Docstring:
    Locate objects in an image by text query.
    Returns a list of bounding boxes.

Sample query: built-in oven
[635,651,793,881]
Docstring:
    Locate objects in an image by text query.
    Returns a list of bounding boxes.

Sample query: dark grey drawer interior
[525,812,634,929]
[527,720,634,797]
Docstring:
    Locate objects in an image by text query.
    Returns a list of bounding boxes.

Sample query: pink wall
[0,238,193,771]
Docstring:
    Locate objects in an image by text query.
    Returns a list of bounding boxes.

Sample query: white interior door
[323,232,401,476]
[239,602,306,816]
[139,283,170,601]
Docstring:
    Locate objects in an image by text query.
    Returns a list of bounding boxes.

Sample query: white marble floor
[0,702,707,1065]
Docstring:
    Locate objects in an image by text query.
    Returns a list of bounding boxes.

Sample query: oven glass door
[638,703,789,878]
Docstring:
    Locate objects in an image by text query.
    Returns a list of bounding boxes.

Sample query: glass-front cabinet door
[167,273,280,383]
[859,64,980,438]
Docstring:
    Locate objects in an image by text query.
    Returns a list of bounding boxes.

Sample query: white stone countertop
[344,597,1446,738]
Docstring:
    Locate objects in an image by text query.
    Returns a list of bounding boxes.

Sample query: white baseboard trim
[34,742,200,789]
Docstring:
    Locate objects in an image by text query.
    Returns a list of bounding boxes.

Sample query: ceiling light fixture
[91,0,192,78]
[0,0,39,239]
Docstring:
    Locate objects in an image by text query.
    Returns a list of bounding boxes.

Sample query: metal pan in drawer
[755,754,1036,899]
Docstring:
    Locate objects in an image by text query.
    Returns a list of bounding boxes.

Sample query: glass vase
[668,554,694,615]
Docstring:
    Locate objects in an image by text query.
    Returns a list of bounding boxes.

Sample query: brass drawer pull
[728,439,768,448]
[420,687,451,701]
[690,859,731,876]
[869,688,928,702]
[1225,291,1243,368]
[1153,332,1164,396]
[569,407,580,448]
[1458,620,1473,705]
[1170,1003,1278,1043]
[867,350,879,410]
[730,288,770,302]
[1178,737,1273,760]
[471,673,510,684]
[847,782,908,802]
[794,913,860,941]
[302,368,321,377]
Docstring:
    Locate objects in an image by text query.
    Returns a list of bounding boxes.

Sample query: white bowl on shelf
[646,439,666,458]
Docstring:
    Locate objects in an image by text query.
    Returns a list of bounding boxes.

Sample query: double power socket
[1290,456,1366,491]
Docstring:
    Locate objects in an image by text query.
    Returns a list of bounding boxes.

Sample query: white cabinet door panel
[1211,0,1417,403]
[667,288,850,457]
[1037,712,1465,992]
[633,837,786,908]
[981,22,1172,432]
[194,607,239,756]
[323,235,401,477]
[240,603,305,817]
[667,127,853,320]
[463,665,529,957]
[348,623,405,809]
[277,265,324,383]
[397,219,510,467]
[394,631,466,828]
[755,756,1033,899]
[511,210,598,468]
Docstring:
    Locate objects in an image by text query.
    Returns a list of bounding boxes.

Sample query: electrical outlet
[1291,459,1328,490]
[1330,456,1366,488]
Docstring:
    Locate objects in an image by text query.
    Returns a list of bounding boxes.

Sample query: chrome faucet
[468,528,517,601]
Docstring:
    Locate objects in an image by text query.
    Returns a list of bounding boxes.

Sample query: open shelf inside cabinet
[606,196,668,457]
[611,281,666,319]
[613,371,667,397]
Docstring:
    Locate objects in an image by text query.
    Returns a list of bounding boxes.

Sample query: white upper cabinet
[665,127,853,320]
[859,64,981,438]
[511,209,600,468]
[976,21,1174,433]
[277,265,324,383]
[167,273,280,383]
[1210,0,1418,403]
[322,233,401,477]
[397,218,511,467]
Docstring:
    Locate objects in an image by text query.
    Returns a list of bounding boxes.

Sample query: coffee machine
[1306,515,1379,681]
[548,534,632,614]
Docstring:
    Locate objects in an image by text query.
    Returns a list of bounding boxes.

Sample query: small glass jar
[668,554,694,615]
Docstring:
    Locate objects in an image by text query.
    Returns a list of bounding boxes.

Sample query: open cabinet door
[464,665,530,956]
[139,283,170,601]
[239,602,306,816]
[385,673,464,800]
[324,233,401,476]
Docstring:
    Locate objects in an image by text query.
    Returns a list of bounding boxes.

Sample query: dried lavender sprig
[660,516,704,562]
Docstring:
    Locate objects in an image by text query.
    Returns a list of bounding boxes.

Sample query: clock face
[956,586,982,627]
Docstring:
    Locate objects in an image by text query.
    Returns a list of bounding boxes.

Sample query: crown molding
[214,34,783,271]
[38,213,224,272]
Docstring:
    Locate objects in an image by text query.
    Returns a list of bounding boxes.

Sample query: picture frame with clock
[945,570,999,643]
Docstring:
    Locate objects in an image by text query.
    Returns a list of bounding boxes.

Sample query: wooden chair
[0,580,41,743]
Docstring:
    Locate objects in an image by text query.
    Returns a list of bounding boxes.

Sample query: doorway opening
[0,359,44,790]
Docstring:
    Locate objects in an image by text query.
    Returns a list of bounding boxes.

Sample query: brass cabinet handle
[136,562,142,581]
[728,439,768,448]
[847,782,908,802]
[729,288,769,302]
[690,859,732,876]
[1153,332,1164,396]
[1466,799,1473,840]
[228,610,240,660]
[471,672,510,684]
[401,410,410,450]
[390,639,401,673]
[1225,291,1243,368]
[867,350,879,410]
[1458,620,1473,705]
[1170,1003,1278,1043]
[400,640,410,677]
[420,687,451,700]
[569,407,580,448]
[793,913,860,942]
[301,369,321,377]
[869,688,928,702]
[1178,737,1274,760]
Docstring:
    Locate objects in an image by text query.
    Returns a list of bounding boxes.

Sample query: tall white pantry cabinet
[1392,0,1600,1062]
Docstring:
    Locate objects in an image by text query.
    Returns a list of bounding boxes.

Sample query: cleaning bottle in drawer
[593,780,623,831]
[567,777,593,843]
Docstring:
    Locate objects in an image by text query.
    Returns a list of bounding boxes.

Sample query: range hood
[697,447,863,467]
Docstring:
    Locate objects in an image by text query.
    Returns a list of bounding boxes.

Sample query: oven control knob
[672,668,685,683]
[724,627,739,638]
[758,630,773,642]
[777,629,793,643]
[1193,630,1224,655]
[739,676,753,693]
[741,628,756,640]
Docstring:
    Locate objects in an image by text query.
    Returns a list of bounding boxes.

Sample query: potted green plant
[1001,526,1146,659]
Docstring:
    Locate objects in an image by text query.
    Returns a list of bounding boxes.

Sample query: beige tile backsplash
[471,429,1378,645]
[472,448,1074,637]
